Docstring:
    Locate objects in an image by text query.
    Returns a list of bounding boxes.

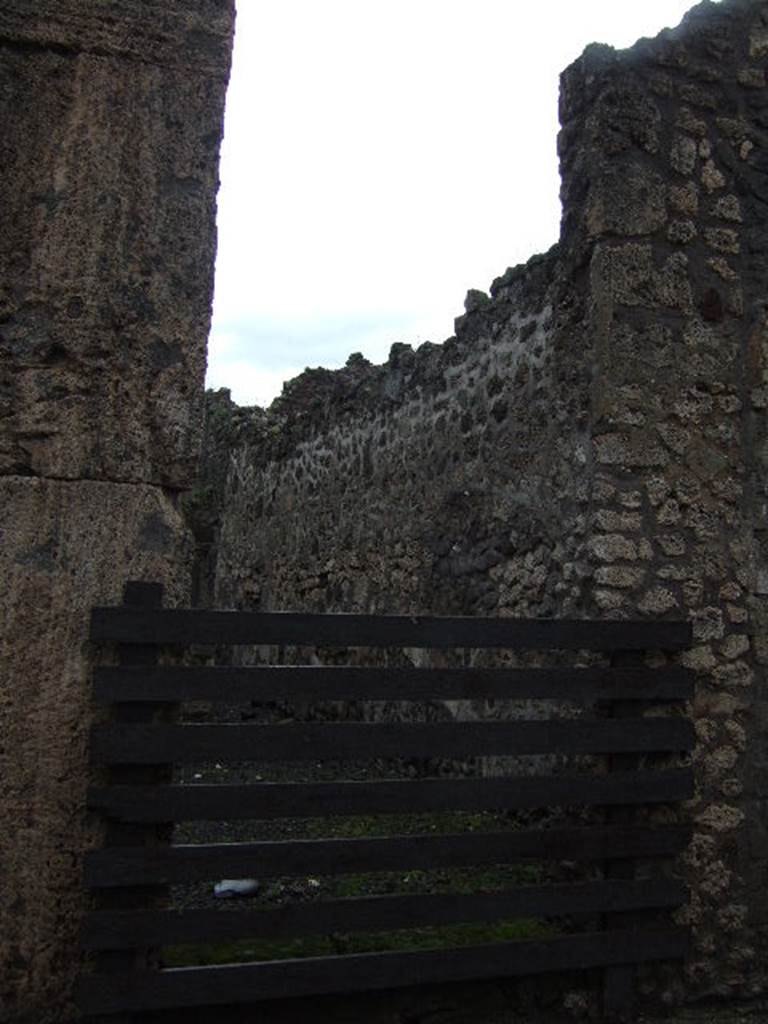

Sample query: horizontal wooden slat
[76,927,690,1012]
[89,718,695,764]
[88,769,694,822]
[92,664,695,704]
[81,878,687,950]
[90,607,693,651]
[84,825,691,887]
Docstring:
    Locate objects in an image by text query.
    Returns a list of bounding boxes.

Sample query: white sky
[207,0,711,407]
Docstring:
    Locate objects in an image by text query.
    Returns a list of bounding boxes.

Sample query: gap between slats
[84,825,692,887]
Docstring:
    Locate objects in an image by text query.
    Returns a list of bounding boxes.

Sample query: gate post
[602,648,644,1022]
[91,581,173,1024]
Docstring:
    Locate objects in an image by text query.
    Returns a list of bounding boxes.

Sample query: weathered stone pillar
[0,3,234,1020]
[559,0,768,999]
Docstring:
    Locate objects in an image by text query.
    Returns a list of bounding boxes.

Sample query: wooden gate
[77,581,694,1019]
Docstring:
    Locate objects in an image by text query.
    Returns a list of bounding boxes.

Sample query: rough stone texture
[203,71,575,624]
[0,3,234,1021]
[0,479,193,1021]
[199,0,768,1005]
[212,250,591,624]
[183,390,267,606]
[0,1,233,486]
[564,1,768,998]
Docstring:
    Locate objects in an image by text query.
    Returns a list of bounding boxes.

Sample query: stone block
[671,135,698,175]
[0,1,234,74]
[0,476,193,1019]
[0,6,233,486]
[586,164,667,237]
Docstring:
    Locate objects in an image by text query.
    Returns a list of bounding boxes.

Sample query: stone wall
[0,3,234,1021]
[214,247,593,622]
[562,0,768,996]
[204,0,768,1003]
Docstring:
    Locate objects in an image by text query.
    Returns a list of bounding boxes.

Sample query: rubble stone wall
[214,248,593,623]
[206,0,768,1001]
[563,0,768,995]
[0,3,234,1021]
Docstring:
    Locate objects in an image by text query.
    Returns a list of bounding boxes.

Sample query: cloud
[205,357,306,408]
[206,309,453,406]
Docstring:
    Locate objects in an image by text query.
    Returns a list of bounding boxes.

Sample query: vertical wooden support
[602,649,644,1022]
[92,581,172,1024]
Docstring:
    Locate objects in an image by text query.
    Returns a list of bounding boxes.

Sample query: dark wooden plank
[89,718,695,765]
[75,927,690,1013]
[92,664,695,704]
[88,769,695,822]
[84,825,691,887]
[90,607,693,651]
[81,878,687,949]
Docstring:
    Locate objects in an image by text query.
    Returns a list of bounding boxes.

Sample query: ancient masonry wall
[213,248,591,620]
[0,4,234,1021]
[207,0,768,1001]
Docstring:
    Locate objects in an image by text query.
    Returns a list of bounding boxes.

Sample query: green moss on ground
[163,916,556,968]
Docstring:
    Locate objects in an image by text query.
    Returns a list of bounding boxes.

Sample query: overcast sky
[207,0,711,407]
